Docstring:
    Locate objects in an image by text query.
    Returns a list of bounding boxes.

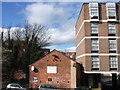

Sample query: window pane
[109,23,116,34]
[92,56,99,68]
[91,23,98,34]
[91,39,98,50]
[110,57,117,68]
[108,9,116,16]
[109,40,116,50]
[89,3,98,8]
[106,3,116,18]
[106,3,115,8]
[90,8,98,16]
[89,3,99,18]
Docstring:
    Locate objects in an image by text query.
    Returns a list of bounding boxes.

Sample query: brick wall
[29,50,76,88]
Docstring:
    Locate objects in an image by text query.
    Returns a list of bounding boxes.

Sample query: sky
[1,0,120,52]
[2,2,82,52]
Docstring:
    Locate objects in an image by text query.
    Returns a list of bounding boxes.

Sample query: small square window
[47,66,57,73]
[33,77,38,82]
[48,78,52,81]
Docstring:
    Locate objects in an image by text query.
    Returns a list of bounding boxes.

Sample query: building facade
[29,50,79,88]
[63,52,76,60]
[76,2,120,87]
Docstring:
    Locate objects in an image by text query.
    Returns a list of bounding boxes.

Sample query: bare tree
[2,24,50,83]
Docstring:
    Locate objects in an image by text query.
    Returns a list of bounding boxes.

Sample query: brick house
[29,50,80,88]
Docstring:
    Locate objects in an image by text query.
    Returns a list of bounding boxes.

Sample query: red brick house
[29,50,79,88]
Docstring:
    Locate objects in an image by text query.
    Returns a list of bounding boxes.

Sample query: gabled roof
[29,49,77,66]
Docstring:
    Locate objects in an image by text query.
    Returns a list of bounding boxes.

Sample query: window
[89,3,99,19]
[47,66,57,73]
[91,39,99,51]
[108,23,116,35]
[48,78,52,81]
[109,39,116,51]
[110,56,117,70]
[91,56,99,70]
[106,3,116,19]
[91,23,98,35]
[33,77,38,82]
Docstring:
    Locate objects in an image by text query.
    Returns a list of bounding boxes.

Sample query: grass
[93,88,101,90]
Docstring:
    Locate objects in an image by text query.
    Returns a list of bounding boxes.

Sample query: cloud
[48,18,76,45]
[57,46,76,52]
[24,3,70,26]
[24,2,80,45]
[1,27,25,40]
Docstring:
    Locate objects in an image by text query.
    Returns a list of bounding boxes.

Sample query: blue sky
[2,0,120,52]
[2,2,82,52]
[2,2,32,27]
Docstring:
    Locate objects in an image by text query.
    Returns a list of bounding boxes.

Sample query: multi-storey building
[76,2,120,87]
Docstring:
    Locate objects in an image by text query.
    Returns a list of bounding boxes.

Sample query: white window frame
[109,39,116,51]
[106,3,116,20]
[91,56,99,68]
[110,56,117,68]
[91,23,98,34]
[47,66,57,73]
[108,23,116,34]
[91,39,99,51]
[89,3,99,20]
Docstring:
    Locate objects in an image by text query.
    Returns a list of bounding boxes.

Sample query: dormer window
[106,3,116,20]
[89,3,99,20]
